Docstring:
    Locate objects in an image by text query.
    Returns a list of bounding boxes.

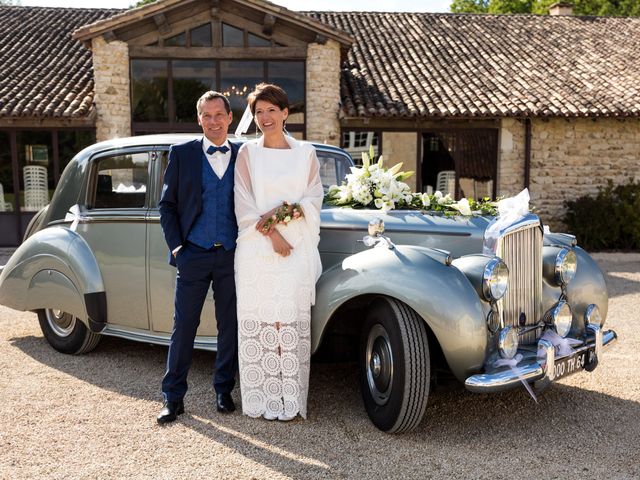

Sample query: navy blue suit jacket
[159,138,239,267]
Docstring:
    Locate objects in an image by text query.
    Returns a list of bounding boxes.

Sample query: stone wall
[92,37,131,141]
[306,40,341,146]
[502,117,640,229]
[382,131,418,191]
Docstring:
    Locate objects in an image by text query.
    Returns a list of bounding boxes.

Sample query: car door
[146,148,217,336]
[78,148,151,330]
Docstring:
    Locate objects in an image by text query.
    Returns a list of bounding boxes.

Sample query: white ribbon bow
[234,104,254,137]
[494,353,538,403]
[483,188,530,255]
[540,329,583,357]
[362,235,394,249]
[64,204,88,232]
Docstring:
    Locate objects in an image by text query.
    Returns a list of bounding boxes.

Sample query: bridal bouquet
[325,147,498,216]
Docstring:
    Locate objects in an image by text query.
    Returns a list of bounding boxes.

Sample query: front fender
[312,245,488,381]
[0,227,106,329]
[565,246,609,329]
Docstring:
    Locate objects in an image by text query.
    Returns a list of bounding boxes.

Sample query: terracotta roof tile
[307,12,640,118]
[0,6,119,120]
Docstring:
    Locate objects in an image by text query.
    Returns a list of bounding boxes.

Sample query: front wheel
[359,297,430,433]
[37,309,101,354]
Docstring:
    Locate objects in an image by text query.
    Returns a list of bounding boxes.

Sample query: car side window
[91,152,149,209]
[316,151,352,191]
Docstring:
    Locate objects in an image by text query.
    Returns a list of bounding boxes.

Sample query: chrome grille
[496,222,543,344]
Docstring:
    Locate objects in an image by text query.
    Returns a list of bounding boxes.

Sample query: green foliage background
[564,179,640,251]
[450,0,640,15]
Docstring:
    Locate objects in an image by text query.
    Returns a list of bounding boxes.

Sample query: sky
[19,0,451,12]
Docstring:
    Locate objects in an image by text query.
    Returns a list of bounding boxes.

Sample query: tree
[0,0,22,5]
[451,0,640,15]
[132,0,156,7]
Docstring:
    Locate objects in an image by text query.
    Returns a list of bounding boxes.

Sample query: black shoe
[216,393,236,413]
[157,400,184,424]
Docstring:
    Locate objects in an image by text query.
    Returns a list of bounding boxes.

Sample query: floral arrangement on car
[325,146,498,216]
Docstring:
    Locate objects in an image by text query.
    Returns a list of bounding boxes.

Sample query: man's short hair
[196,91,231,115]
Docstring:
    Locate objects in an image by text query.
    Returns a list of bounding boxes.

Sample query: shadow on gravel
[599,259,640,298]
[10,332,640,478]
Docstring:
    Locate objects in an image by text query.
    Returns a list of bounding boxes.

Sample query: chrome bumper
[465,325,617,393]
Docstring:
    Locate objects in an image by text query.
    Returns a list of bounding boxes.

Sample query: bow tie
[206,145,229,155]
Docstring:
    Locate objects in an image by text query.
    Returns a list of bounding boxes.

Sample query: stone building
[0,0,638,245]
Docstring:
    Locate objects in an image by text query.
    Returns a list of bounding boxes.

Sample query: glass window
[248,33,270,47]
[173,60,216,123]
[0,131,13,213]
[17,131,54,212]
[58,130,95,172]
[190,24,212,47]
[268,61,304,125]
[93,153,149,209]
[222,23,243,47]
[131,60,168,122]
[316,150,352,191]
[164,32,186,47]
[341,131,379,162]
[220,61,263,127]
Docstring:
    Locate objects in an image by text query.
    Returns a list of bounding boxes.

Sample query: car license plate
[552,348,596,381]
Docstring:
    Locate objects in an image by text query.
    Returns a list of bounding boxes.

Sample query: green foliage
[451,0,640,15]
[564,179,640,251]
[132,0,156,7]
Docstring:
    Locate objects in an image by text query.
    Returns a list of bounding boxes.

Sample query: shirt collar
[202,136,230,155]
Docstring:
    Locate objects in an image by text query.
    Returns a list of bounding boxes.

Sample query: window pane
[190,23,212,47]
[248,33,270,47]
[58,130,95,172]
[173,60,216,123]
[341,131,379,162]
[17,131,53,212]
[268,61,304,124]
[220,61,264,128]
[222,23,243,47]
[93,153,149,209]
[0,131,13,213]
[316,150,352,191]
[131,60,168,122]
[164,32,186,47]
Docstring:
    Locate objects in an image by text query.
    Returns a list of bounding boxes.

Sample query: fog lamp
[584,304,602,327]
[555,249,577,286]
[482,258,509,302]
[498,326,519,359]
[548,300,573,337]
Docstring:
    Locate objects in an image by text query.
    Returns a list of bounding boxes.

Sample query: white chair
[0,182,5,212]
[436,170,456,197]
[23,165,49,211]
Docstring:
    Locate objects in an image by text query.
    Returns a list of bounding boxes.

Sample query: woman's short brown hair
[247,83,289,115]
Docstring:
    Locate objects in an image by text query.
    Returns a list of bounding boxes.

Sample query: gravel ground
[0,253,638,479]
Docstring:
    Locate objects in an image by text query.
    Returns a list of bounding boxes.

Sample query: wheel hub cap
[366,324,393,406]
[45,309,76,338]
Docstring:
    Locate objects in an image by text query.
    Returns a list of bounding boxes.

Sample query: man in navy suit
[157,91,239,424]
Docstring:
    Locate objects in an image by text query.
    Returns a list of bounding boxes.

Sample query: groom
[157,91,239,424]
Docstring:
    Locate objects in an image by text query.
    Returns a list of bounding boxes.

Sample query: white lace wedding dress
[234,135,323,419]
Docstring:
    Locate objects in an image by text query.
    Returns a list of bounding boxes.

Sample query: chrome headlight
[548,301,573,337]
[482,258,509,301]
[498,326,518,359]
[555,248,577,286]
[584,304,602,327]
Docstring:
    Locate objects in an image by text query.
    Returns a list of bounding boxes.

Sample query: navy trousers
[161,242,238,402]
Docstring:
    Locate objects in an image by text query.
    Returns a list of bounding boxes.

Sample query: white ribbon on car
[493,353,538,403]
[64,204,89,232]
[483,188,531,256]
[234,104,254,137]
[540,329,583,357]
[362,235,394,249]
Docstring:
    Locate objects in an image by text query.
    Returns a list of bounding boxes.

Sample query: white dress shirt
[202,137,232,180]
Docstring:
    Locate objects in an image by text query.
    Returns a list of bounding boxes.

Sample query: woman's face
[254,99,288,135]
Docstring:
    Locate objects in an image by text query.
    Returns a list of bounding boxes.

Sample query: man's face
[197,98,233,145]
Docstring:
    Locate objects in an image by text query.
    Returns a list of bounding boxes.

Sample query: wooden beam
[129,45,307,59]
[153,13,172,35]
[263,14,276,36]
[210,0,220,16]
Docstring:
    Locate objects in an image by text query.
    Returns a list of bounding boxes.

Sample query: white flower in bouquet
[421,193,431,207]
[437,192,453,205]
[450,197,472,216]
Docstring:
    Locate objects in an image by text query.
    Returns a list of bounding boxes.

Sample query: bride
[234,83,323,420]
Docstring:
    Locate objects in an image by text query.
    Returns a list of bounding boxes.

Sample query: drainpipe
[524,118,531,190]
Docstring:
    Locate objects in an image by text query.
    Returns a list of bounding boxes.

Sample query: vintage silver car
[0,134,617,433]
